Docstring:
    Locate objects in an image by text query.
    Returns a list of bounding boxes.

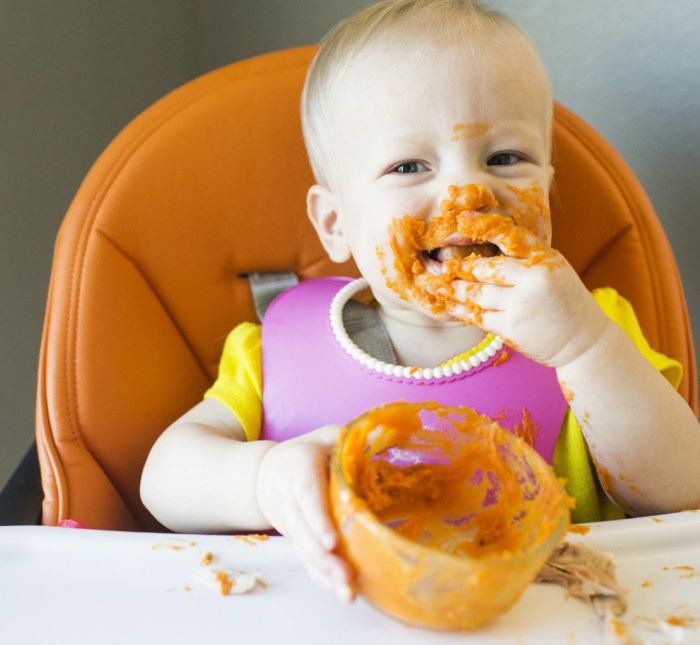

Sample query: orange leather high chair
[34,46,696,532]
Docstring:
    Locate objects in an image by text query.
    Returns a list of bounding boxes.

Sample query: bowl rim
[331,401,571,568]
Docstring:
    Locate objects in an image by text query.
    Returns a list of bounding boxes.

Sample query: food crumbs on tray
[567,524,590,535]
[230,534,270,545]
[667,615,690,627]
[660,565,697,580]
[632,608,700,641]
[610,617,628,637]
[640,580,653,588]
[674,565,697,579]
[200,551,213,566]
[151,539,197,551]
[216,571,233,595]
[195,567,265,596]
[651,517,665,523]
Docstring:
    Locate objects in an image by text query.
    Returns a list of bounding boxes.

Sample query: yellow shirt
[205,287,682,524]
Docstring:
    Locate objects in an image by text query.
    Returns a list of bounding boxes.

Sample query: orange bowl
[329,401,570,631]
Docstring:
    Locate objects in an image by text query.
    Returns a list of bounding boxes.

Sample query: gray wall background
[2,0,699,492]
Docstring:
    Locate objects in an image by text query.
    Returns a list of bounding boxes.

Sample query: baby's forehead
[327,30,551,116]
[306,19,553,184]
[341,25,543,86]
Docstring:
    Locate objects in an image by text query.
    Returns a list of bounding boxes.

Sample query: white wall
[2,0,698,492]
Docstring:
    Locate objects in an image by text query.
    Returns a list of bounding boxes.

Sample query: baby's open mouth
[423,241,503,264]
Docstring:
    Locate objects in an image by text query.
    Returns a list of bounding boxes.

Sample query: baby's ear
[307,185,351,263]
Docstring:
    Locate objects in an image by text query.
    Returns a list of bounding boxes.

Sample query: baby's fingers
[451,279,484,303]
[286,494,354,602]
[485,226,544,259]
[305,556,355,604]
[291,453,336,550]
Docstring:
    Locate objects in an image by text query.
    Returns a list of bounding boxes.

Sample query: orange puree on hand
[330,402,570,631]
[380,183,556,322]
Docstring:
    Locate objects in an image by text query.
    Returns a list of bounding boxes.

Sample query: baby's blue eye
[392,161,427,174]
[488,152,524,166]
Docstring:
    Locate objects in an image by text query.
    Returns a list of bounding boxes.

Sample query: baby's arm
[554,318,700,516]
[140,400,353,600]
[449,250,700,516]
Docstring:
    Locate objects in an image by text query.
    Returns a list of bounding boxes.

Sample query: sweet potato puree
[380,183,555,321]
[330,401,569,631]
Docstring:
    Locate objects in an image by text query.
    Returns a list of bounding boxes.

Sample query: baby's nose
[443,184,498,214]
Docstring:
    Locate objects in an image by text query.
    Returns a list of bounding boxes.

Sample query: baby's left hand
[447,247,608,367]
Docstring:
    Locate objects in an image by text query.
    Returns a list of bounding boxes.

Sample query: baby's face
[321,30,553,320]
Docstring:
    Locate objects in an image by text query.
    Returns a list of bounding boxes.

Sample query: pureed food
[380,183,556,321]
[330,401,570,631]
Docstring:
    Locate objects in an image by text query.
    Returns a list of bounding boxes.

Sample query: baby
[141,0,700,603]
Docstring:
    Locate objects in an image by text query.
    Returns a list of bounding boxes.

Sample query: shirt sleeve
[552,287,683,523]
[203,322,263,441]
[589,287,683,388]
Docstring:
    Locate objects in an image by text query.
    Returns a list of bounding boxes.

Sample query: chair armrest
[0,442,42,525]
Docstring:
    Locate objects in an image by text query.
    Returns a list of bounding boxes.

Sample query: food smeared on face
[380,183,555,321]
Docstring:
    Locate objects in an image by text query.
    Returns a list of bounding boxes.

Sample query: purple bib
[261,277,568,463]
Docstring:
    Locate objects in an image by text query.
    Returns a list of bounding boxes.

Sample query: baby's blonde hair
[301,0,551,186]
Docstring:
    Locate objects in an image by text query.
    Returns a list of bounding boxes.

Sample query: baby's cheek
[503,183,552,244]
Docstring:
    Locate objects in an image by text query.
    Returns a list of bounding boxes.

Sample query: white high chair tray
[0,512,699,645]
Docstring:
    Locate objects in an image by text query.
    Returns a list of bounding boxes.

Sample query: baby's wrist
[553,317,614,372]
[254,441,280,528]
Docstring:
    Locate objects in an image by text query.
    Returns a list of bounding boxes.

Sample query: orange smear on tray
[330,402,570,631]
[567,524,590,535]
[381,183,555,322]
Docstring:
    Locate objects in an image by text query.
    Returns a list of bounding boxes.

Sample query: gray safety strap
[246,271,299,322]
[246,272,397,364]
[342,299,397,364]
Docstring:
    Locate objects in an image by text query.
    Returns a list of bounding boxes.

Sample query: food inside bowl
[329,401,570,631]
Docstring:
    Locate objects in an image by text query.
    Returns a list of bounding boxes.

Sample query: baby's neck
[376,305,487,368]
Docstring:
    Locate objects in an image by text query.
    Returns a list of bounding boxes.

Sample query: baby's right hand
[256,425,355,603]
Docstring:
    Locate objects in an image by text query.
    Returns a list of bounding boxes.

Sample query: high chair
[22,46,696,531]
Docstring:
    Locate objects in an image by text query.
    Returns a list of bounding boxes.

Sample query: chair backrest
[35,45,697,531]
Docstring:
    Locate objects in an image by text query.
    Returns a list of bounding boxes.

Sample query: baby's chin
[372,286,464,326]
[410,301,463,324]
